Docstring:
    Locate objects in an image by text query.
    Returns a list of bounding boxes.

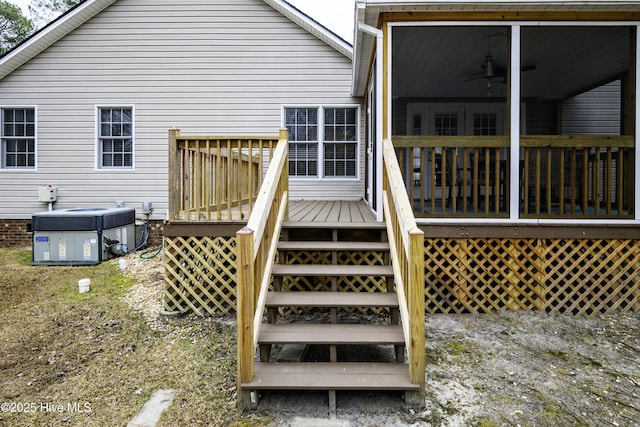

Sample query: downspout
[358,21,385,222]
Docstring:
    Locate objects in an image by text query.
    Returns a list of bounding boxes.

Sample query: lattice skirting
[164,236,238,316]
[425,238,640,315]
[163,236,639,316]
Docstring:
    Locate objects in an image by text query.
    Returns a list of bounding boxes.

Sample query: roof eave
[263,0,353,59]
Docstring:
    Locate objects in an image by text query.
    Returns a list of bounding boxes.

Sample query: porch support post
[383,22,391,140]
[509,26,521,220]
[635,25,640,220]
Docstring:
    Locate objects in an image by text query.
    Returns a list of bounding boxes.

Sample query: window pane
[325,107,357,143]
[325,127,335,141]
[324,142,357,177]
[285,108,320,177]
[1,108,36,169]
[99,107,133,168]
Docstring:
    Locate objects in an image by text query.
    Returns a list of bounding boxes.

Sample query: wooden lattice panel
[542,239,640,314]
[279,249,389,315]
[164,236,237,316]
[163,235,639,316]
[424,238,640,314]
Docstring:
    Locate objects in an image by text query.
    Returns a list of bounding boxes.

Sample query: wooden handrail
[236,129,289,409]
[394,135,509,148]
[382,138,425,394]
[521,135,634,148]
[394,134,634,148]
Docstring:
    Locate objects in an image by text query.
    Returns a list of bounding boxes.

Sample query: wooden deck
[287,200,377,223]
[176,200,377,223]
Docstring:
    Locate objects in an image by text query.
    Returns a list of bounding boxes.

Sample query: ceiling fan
[463,32,537,95]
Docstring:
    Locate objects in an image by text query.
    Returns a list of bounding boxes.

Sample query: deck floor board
[288,200,376,224]
[178,200,377,223]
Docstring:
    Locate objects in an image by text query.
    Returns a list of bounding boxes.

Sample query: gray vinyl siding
[561,80,622,135]
[0,0,362,220]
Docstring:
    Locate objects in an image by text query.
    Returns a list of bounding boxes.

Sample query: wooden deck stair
[241,221,419,407]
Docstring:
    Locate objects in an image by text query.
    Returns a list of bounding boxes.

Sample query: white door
[407,104,464,200]
[406,103,505,202]
[365,75,376,211]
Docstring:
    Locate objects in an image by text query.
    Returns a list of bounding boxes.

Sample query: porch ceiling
[392,25,631,100]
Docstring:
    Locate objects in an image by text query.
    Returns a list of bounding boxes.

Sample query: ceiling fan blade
[463,75,488,82]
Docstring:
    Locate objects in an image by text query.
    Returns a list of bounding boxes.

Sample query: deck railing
[382,138,425,396]
[394,136,510,217]
[393,135,634,219]
[236,129,289,408]
[168,130,279,221]
[521,136,634,218]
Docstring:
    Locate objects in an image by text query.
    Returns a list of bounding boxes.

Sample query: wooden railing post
[279,128,289,219]
[236,226,255,409]
[408,228,425,393]
[168,129,181,221]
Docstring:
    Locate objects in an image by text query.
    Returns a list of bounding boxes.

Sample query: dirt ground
[1,247,638,426]
[110,250,640,426]
[251,310,639,427]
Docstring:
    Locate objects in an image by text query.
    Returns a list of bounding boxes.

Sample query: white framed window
[1,107,36,169]
[97,106,134,169]
[284,106,359,178]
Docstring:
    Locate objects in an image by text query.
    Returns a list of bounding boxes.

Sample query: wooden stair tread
[266,291,399,308]
[258,323,404,345]
[272,264,394,277]
[244,362,419,390]
[282,221,386,230]
[278,241,390,251]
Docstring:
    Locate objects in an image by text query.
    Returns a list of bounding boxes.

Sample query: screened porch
[387,24,636,220]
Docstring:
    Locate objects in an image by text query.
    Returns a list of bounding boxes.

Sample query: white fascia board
[0,0,117,80]
[363,0,640,7]
[263,0,353,59]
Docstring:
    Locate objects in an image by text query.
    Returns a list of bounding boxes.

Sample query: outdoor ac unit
[31,208,135,265]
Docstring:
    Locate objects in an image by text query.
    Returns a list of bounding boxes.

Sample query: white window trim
[0,105,38,172]
[95,105,135,171]
[282,104,361,180]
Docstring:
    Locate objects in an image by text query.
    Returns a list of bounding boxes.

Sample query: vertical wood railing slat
[168,133,279,221]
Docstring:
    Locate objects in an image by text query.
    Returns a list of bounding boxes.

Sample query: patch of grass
[446,340,468,356]
[546,349,568,359]
[471,416,500,427]
[0,248,266,426]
